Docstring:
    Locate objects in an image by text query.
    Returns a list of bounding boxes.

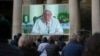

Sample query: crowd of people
[0,17,100,56]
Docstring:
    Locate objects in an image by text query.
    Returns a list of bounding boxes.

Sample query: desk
[22,23,33,33]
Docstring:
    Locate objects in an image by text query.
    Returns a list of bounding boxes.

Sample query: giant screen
[22,4,70,35]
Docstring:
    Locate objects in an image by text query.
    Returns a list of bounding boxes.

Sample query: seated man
[31,10,63,34]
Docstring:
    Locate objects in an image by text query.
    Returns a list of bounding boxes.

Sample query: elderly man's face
[43,10,52,22]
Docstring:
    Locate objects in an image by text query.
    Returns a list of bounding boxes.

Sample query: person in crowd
[61,34,84,56]
[31,10,63,34]
[10,33,22,47]
[32,42,37,49]
[58,36,66,51]
[37,37,42,47]
[10,35,18,46]
[0,18,23,56]
[37,37,48,56]
[83,33,100,56]
[17,33,22,39]
[18,35,39,56]
[54,39,59,45]
[45,37,60,56]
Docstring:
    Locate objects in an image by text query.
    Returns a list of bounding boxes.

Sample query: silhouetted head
[70,33,81,42]
[13,35,18,40]
[17,33,22,38]
[0,18,11,39]
[37,38,42,43]
[48,38,55,44]
[83,33,100,56]
[42,37,48,43]
[18,35,34,47]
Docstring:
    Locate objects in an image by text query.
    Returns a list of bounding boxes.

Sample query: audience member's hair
[0,18,11,39]
[37,38,42,43]
[32,42,37,48]
[17,33,22,38]
[83,33,100,56]
[42,37,48,43]
[18,35,34,47]
[16,33,22,42]
[10,35,19,46]
[13,35,18,40]
[70,34,80,41]
[48,38,55,44]
[19,35,39,56]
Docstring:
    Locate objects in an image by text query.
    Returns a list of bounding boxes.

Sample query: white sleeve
[31,20,40,34]
[37,44,42,52]
[56,19,64,34]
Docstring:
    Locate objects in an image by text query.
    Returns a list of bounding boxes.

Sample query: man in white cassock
[31,10,63,34]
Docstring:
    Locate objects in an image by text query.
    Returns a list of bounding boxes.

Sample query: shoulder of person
[35,18,41,22]
[10,45,22,52]
[9,45,24,56]
[39,43,47,46]
[52,17,58,20]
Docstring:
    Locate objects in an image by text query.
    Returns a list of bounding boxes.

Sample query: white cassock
[31,17,63,34]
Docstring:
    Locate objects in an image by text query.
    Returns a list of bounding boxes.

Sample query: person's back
[37,37,48,56]
[62,34,83,56]
[18,35,39,56]
[46,38,60,56]
[62,40,83,56]
[58,36,66,51]
[20,46,39,56]
[58,41,66,50]
[0,18,23,56]
[46,44,60,56]
[0,41,23,56]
